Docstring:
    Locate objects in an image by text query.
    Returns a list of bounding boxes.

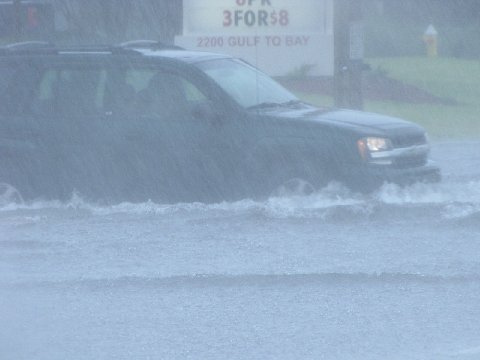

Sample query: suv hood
[266,105,425,137]
[315,108,422,131]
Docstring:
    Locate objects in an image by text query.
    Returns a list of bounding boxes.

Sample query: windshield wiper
[247,102,283,110]
[282,100,303,107]
[247,100,303,110]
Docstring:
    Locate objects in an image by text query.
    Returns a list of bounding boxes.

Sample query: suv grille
[393,154,428,168]
[391,133,426,148]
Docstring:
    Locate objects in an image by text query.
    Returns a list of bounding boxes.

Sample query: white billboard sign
[175,0,334,76]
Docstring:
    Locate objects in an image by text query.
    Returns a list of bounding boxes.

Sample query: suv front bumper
[341,160,441,192]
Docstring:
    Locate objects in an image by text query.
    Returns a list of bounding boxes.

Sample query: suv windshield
[195,58,297,109]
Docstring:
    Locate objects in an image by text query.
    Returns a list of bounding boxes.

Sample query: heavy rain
[1,1,479,359]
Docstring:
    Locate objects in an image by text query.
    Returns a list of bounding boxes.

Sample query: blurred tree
[364,0,480,58]
[382,0,480,24]
[100,0,134,41]
[41,0,480,57]
[53,0,182,44]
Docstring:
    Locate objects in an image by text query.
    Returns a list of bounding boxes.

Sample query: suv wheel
[270,178,316,197]
[0,183,24,206]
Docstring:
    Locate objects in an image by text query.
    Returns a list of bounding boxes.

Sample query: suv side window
[0,60,109,118]
[33,67,107,117]
[0,63,15,116]
[0,61,40,117]
[123,68,209,119]
[0,62,14,96]
[0,61,212,121]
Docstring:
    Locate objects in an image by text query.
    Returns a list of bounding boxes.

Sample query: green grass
[367,57,480,106]
[297,57,480,139]
[366,57,480,139]
[364,100,480,139]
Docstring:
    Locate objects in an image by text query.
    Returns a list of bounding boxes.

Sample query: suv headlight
[357,137,393,160]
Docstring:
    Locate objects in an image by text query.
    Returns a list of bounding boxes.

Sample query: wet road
[1,141,480,360]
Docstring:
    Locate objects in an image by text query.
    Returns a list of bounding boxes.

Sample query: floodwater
[1,141,480,360]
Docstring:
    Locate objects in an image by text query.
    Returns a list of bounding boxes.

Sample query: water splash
[0,180,478,221]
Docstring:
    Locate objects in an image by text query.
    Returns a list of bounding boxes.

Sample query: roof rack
[55,44,134,54]
[0,41,142,56]
[118,40,184,51]
[0,41,56,55]
[2,41,53,50]
[0,40,184,55]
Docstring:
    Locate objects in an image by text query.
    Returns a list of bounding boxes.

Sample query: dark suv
[0,41,440,203]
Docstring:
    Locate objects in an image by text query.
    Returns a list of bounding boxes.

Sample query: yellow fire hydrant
[423,24,438,57]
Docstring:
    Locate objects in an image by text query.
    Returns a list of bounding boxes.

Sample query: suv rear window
[0,60,40,116]
[0,62,14,95]
[33,67,107,116]
[0,61,105,117]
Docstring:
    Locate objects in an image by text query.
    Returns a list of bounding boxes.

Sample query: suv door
[0,58,62,200]
[102,62,238,203]
[0,57,119,201]
[31,60,114,200]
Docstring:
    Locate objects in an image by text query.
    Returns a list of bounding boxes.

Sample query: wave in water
[5,272,480,290]
[0,181,479,221]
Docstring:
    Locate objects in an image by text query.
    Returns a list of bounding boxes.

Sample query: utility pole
[333,0,364,110]
[13,0,22,41]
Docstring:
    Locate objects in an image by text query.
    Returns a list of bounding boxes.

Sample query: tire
[0,182,24,205]
[244,147,331,199]
[270,177,316,197]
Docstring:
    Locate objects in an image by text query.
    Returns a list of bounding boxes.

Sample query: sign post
[334,0,364,110]
[175,0,334,77]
